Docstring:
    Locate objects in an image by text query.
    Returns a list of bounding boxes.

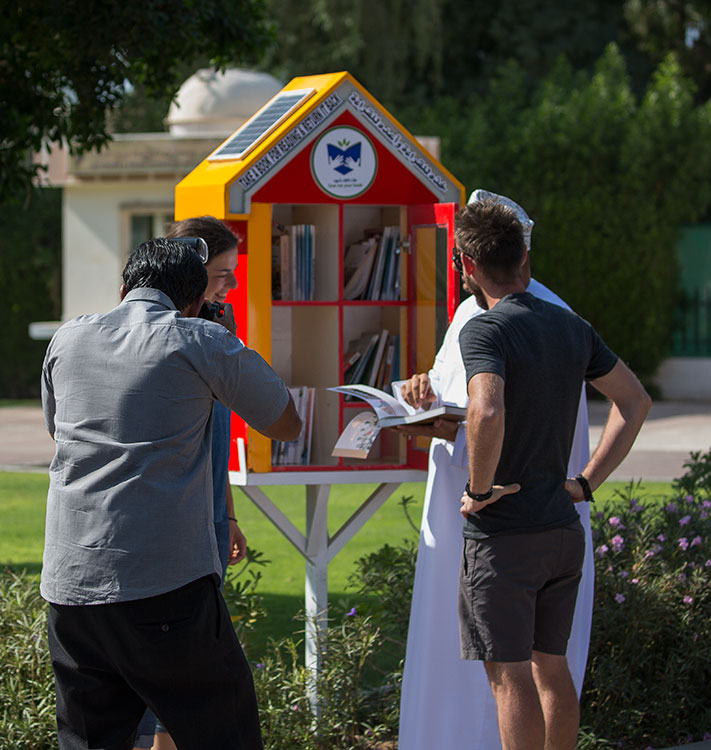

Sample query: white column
[304,483,331,706]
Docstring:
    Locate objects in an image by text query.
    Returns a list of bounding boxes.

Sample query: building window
[125,210,174,261]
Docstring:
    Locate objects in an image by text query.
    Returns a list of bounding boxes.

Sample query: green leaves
[1,0,274,200]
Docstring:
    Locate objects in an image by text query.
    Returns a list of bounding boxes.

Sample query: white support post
[304,483,331,688]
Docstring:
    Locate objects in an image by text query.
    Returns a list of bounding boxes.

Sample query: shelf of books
[174,71,465,478]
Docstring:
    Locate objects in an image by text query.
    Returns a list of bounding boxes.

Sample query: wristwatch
[464,480,494,502]
[574,473,594,503]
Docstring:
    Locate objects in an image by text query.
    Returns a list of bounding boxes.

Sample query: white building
[32,68,284,333]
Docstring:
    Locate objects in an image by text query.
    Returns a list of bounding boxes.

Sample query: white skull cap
[468,189,534,252]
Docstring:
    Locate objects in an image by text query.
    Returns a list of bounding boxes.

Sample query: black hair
[454,201,525,284]
[122,237,207,310]
[165,216,238,260]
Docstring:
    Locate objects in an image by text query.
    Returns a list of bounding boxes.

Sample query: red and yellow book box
[175,71,465,479]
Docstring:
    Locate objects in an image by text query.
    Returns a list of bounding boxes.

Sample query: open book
[327,382,466,427]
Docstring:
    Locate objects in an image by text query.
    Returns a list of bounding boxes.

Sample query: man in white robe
[397,190,593,750]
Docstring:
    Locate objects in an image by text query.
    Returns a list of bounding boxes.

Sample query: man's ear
[181,296,205,318]
[119,283,128,301]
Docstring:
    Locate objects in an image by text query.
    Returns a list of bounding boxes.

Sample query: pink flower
[706,559,711,567]
[611,535,624,551]
[631,578,639,584]
[597,544,609,557]
[679,573,687,582]
[609,516,625,529]
[615,593,625,603]
[685,494,694,503]
[666,502,678,512]
[691,535,703,547]
[702,500,711,509]
[619,570,629,578]
[657,533,667,542]
[679,537,689,551]
[683,595,693,605]
[679,515,691,526]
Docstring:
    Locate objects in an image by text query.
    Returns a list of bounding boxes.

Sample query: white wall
[655,357,711,400]
[63,181,174,319]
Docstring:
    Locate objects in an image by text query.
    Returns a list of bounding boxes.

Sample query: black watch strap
[465,480,494,502]
[575,474,594,502]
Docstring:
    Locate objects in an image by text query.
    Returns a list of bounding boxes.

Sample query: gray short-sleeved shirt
[41,288,289,605]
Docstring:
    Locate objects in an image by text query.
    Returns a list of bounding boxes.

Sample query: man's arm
[225,483,247,565]
[255,391,302,442]
[566,360,651,500]
[461,372,519,517]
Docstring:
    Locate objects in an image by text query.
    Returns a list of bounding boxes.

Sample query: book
[345,332,380,385]
[343,238,377,300]
[331,411,380,459]
[366,329,389,387]
[327,383,466,428]
[272,385,315,465]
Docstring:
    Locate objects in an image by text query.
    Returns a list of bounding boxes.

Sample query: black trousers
[48,575,263,750]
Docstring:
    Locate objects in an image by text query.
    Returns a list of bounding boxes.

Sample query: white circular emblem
[311,126,377,199]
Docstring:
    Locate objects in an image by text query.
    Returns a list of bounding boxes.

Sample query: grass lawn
[0,471,674,657]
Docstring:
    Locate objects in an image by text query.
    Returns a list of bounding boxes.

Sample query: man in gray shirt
[41,238,301,749]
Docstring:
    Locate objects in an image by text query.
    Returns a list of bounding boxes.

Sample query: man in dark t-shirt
[454,200,650,750]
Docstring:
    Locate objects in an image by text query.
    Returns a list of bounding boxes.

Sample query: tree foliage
[405,46,711,382]
[0,188,62,398]
[0,0,273,200]
[624,0,711,101]
[262,0,631,109]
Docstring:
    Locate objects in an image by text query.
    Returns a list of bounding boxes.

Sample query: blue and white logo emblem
[311,126,377,198]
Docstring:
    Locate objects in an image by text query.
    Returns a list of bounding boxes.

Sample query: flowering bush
[253,611,397,749]
[581,452,711,748]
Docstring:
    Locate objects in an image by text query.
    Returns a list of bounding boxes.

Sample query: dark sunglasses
[452,247,463,274]
[177,237,209,264]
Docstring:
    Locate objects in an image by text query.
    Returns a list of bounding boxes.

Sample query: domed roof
[167,68,284,136]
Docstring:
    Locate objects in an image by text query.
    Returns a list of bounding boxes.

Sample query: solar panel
[209,89,315,161]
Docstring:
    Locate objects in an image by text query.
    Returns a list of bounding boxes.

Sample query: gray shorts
[458,520,585,662]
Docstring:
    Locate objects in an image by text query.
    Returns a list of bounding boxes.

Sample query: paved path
[2,400,710,480]
[588,399,711,482]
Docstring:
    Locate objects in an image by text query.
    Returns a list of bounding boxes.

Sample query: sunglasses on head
[177,237,209,264]
[452,247,463,274]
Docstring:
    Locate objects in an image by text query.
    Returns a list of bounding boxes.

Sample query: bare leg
[531,650,579,750]
[484,660,545,750]
[152,732,178,750]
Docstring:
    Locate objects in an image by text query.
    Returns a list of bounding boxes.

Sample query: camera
[198,301,226,321]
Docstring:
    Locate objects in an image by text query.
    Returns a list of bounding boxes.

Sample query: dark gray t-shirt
[458,292,617,538]
[41,288,289,605]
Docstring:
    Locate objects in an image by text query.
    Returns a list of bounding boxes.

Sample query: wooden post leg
[304,484,330,712]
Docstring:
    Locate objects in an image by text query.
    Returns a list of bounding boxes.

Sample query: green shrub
[403,45,711,383]
[0,571,56,749]
[254,612,397,749]
[221,545,270,651]
[581,463,711,747]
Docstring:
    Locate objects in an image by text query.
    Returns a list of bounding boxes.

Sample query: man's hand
[214,302,237,336]
[395,418,460,441]
[564,477,585,503]
[228,519,247,565]
[400,373,436,409]
[460,483,520,518]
